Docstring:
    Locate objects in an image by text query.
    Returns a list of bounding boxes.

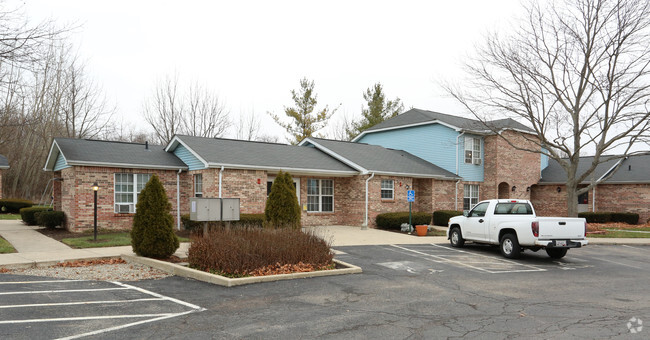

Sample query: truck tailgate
[537,217,585,239]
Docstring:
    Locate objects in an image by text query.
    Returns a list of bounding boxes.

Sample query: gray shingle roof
[45,138,188,170]
[304,137,460,179]
[173,135,357,174]
[540,154,650,184]
[362,108,534,135]
[0,154,8,169]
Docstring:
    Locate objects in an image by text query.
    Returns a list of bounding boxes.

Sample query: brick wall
[56,166,190,232]
[529,184,568,217]
[484,131,541,201]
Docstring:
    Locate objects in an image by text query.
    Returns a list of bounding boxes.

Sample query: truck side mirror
[463,211,469,217]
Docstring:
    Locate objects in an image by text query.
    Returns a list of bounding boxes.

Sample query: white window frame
[380,179,394,200]
[194,174,203,197]
[307,179,334,212]
[464,136,482,165]
[114,173,152,213]
[267,176,300,202]
[463,184,479,212]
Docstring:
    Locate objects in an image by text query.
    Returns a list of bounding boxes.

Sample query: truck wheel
[500,233,521,259]
[450,227,465,248]
[546,248,568,259]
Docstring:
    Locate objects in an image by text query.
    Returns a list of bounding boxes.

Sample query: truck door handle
[559,222,566,225]
[479,219,484,223]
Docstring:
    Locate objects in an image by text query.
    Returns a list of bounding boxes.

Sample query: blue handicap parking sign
[407,190,415,202]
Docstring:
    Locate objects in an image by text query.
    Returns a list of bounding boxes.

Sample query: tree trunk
[565,180,579,217]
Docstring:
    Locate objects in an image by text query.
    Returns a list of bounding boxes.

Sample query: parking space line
[111,281,205,310]
[0,279,86,285]
[0,298,165,309]
[0,287,129,296]
[0,313,179,324]
[390,244,546,274]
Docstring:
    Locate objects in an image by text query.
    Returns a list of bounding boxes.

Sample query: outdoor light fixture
[92,182,99,241]
[511,186,516,192]
[526,186,531,192]
[557,187,562,193]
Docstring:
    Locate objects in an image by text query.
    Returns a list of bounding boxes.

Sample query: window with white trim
[464,136,482,165]
[194,174,203,197]
[307,179,333,212]
[463,184,479,212]
[114,173,152,213]
[267,177,300,202]
[381,179,394,200]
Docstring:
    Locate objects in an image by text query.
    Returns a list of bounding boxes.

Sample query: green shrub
[433,210,463,226]
[237,214,265,227]
[1,199,33,214]
[131,174,179,258]
[20,207,52,225]
[188,227,333,276]
[610,212,639,225]
[264,171,301,229]
[376,212,431,230]
[181,213,266,231]
[36,211,66,229]
[578,212,611,223]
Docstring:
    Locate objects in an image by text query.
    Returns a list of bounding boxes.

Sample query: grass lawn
[0,236,16,253]
[427,230,447,237]
[588,230,650,238]
[62,232,191,248]
[0,214,21,220]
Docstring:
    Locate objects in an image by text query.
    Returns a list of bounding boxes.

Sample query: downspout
[218,166,225,198]
[455,131,465,211]
[176,169,182,231]
[592,186,596,213]
[363,172,375,230]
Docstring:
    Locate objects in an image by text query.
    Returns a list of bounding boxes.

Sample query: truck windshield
[494,203,533,215]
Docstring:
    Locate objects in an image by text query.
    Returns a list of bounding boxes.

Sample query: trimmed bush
[131,174,179,258]
[20,207,52,225]
[433,210,463,226]
[376,212,431,230]
[0,199,33,214]
[264,171,301,229]
[181,213,266,231]
[188,227,333,276]
[610,212,639,225]
[36,211,66,229]
[238,214,265,227]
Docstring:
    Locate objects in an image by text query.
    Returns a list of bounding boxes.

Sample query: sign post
[407,189,415,228]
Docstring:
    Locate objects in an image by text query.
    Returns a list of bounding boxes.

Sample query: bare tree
[143,75,230,145]
[328,111,355,141]
[445,0,650,216]
[234,109,261,141]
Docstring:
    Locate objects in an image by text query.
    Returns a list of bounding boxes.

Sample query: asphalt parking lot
[2,243,649,339]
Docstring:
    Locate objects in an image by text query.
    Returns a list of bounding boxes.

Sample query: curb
[121,254,363,287]
[0,255,117,270]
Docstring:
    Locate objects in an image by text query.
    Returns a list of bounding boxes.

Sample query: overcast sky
[22,0,522,142]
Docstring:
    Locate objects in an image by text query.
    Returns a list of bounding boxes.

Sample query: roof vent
[629,165,631,171]
[145,141,149,150]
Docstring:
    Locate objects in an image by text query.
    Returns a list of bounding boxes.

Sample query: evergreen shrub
[264,171,301,229]
[376,212,431,230]
[20,207,52,225]
[36,211,66,229]
[1,199,33,214]
[433,210,463,226]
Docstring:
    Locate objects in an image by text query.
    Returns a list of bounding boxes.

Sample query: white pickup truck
[447,199,588,259]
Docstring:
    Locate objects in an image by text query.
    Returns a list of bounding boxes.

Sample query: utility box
[190,198,222,221]
[221,198,240,221]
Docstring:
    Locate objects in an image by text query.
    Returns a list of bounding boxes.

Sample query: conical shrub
[131,174,179,257]
[264,171,301,229]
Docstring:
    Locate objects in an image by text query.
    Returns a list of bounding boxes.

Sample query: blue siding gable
[53,152,71,171]
[173,144,206,170]
[357,124,484,182]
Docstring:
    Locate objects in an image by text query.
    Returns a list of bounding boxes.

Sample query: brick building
[0,154,9,199]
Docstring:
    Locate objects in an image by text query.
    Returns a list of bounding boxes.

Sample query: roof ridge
[179,135,290,147]
[56,137,160,147]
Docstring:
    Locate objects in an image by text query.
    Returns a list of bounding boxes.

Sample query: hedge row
[433,210,463,226]
[0,199,33,214]
[376,212,431,230]
[578,212,639,225]
[181,213,266,231]
[36,211,66,229]
[20,207,52,225]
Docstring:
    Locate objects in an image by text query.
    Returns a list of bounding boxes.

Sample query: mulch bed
[587,222,650,233]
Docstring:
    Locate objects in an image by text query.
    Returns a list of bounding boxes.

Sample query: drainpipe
[176,169,182,231]
[218,166,225,198]
[455,132,465,211]
[363,172,375,230]
[592,186,596,213]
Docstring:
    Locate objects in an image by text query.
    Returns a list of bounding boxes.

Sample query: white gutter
[363,172,375,230]
[176,169,182,231]
[218,166,225,198]
[455,132,465,211]
[592,186,596,213]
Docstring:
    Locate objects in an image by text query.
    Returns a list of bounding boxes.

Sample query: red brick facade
[531,183,650,223]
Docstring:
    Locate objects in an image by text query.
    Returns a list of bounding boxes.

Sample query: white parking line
[0,313,179,324]
[389,244,546,274]
[0,287,129,296]
[0,279,86,285]
[0,298,164,309]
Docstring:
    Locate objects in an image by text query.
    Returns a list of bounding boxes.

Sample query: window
[114,173,151,213]
[381,180,394,200]
[194,174,203,197]
[307,179,333,212]
[578,191,588,204]
[469,202,489,217]
[463,184,479,211]
[494,203,533,215]
[464,137,482,165]
[267,177,300,202]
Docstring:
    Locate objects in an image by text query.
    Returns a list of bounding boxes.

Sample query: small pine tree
[131,174,179,257]
[264,171,301,229]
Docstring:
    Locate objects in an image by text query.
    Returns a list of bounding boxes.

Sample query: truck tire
[500,233,521,259]
[546,248,568,259]
[449,227,465,248]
